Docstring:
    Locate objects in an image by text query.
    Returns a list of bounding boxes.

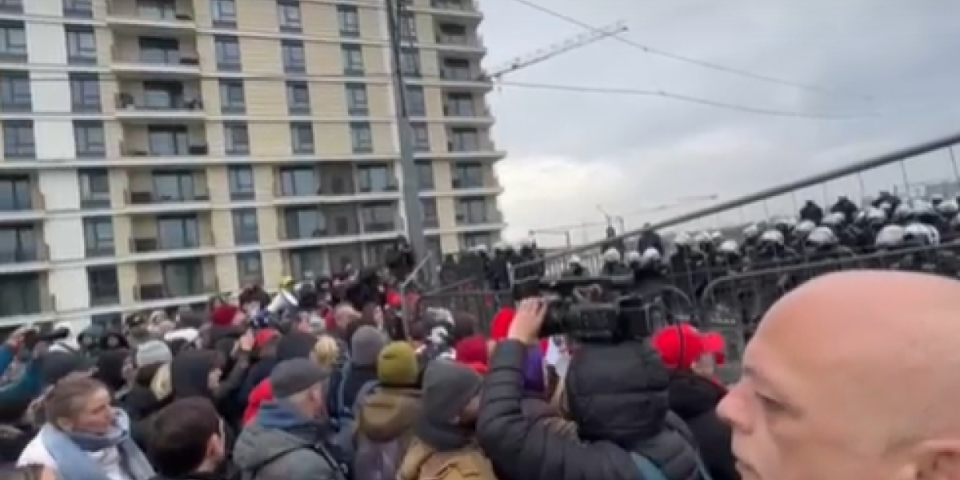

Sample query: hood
[357,388,421,443]
[276,332,318,361]
[667,371,726,420]
[170,350,218,399]
[234,401,328,471]
[95,350,129,392]
[565,341,670,447]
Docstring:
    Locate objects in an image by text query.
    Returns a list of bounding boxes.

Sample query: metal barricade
[695,242,960,364]
[415,284,512,333]
[513,130,960,280]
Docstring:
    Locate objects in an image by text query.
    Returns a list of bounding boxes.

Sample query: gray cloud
[478,1,960,243]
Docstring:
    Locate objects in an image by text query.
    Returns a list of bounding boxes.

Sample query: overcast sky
[479,1,960,247]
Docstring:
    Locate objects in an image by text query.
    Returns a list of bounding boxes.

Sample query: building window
[341,45,364,75]
[400,48,420,77]
[289,248,326,279]
[79,169,110,209]
[158,215,199,250]
[449,127,480,151]
[139,37,179,64]
[277,1,302,32]
[162,260,204,297]
[421,199,438,228]
[0,175,30,211]
[356,164,392,192]
[0,71,30,112]
[137,0,177,20]
[65,26,97,65]
[0,22,26,61]
[74,120,106,158]
[345,83,368,115]
[281,40,306,74]
[214,35,242,71]
[87,266,120,306]
[0,0,22,13]
[350,122,373,153]
[142,80,183,109]
[153,171,197,202]
[228,165,255,200]
[461,232,496,250]
[284,207,325,239]
[3,120,34,160]
[210,0,237,28]
[445,92,476,116]
[337,5,360,37]
[224,122,250,156]
[83,217,115,256]
[232,208,259,245]
[453,162,483,188]
[218,79,245,114]
[406,85,425,116]
[69,73,102,113]
[290,122,314,154]
[236,252,263,286]
[286,81,310,115]
[147,125,188,156]
[63,0,93,18]
[0,225,37,263]
[456,197,489,224]
[361,203,396,232]
[0,275,40,317]
[279,166,317,196]
[399,12,416,41]
[412,123,430,152]
[416,160,434,191]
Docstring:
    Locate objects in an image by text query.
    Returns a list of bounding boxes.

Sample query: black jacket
[478,340,703,480]
[668,372,739,480]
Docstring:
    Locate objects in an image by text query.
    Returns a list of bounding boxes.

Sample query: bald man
[718,270,960,480]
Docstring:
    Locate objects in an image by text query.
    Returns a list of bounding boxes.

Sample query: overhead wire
[505,0,873,100]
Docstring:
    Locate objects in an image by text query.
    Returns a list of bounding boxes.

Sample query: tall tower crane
[480,21,628,81]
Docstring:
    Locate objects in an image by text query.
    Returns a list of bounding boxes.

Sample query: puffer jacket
[478,340,704,480]
[354,387,421,480]
[668,371,739,480]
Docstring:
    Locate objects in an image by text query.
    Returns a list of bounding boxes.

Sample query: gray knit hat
[135,340,172,368]
[351,326,387,367]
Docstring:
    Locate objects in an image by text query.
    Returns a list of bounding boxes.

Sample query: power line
[497,80,881,119]
[506,0,872,100]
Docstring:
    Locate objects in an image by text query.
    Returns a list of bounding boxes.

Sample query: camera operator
[477,299,706,480]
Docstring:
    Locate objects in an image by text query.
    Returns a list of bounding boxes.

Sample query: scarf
[40,409,154,480]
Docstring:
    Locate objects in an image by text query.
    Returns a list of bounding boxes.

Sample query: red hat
[254,329,280,348]
[211,304,240,327]
[489,307,549,354]
[701,332,727,366]
[651,324,705,370]
[455,335,489,367]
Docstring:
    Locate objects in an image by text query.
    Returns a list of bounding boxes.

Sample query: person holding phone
[0,326,44,406]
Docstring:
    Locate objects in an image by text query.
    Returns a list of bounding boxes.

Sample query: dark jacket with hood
[122,363,171,451]
[478,340,704,480]
[668,371,739,480]
[170,350,238,452]
[233,400,346,480]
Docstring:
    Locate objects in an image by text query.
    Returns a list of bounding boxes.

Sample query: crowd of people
[0,260,742,480]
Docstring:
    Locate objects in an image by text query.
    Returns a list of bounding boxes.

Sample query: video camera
[514,267,692,343]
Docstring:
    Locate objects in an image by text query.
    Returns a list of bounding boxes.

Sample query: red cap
[651,324,705,369]
[455,335,489,367]
[701,332,727,366]
[254,329,279,348]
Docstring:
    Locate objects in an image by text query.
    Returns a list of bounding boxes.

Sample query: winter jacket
[354,387,421,480]
[667,371,739,480]
[478,340,704,480]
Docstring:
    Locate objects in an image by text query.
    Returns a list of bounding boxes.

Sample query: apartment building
[0,0,505,330]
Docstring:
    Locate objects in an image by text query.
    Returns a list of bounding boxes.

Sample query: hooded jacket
[233,400,346,480]
[668,371,739,480]
[354,387,421,480]
[478,340,704,480]
[121,363,171,451]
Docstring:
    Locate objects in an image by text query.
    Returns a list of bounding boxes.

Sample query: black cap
[270,358,329,398]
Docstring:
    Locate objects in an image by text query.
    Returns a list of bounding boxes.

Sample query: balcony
[129,213,213,255]
[437,58,492,90]
[126,188,209,205]
[276,165,401,205]
[0,236,49,274]
[415,0,483,21]
[111,37,201,79]
[360,202,400,234]
[133,277,217,301]
[120,124,209,161]
[434,24,485,54]
[280,205,363,241]
[106,0,197,34]
[0,184,45,223]
[115,93,204,122]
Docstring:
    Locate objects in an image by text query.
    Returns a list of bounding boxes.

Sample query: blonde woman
[312,335,343,372]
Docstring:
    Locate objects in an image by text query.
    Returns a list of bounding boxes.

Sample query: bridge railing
[512,131,960,280]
